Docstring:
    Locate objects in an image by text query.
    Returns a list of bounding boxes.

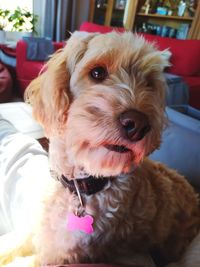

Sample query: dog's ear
[159,49,171,70]
[140,48,171,76]
[137,47,171,113]
[25,32,97,136]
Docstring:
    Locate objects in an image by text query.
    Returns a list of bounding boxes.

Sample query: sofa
[16,22,200,110]
[150,106,200,191]
[16,40,63,96]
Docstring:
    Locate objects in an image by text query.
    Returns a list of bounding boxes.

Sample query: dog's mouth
[105,144,131,153]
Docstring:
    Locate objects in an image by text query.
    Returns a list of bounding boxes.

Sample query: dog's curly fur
[1,31,200,267]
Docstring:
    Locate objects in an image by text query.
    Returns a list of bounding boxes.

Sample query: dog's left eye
[90,66,108,81]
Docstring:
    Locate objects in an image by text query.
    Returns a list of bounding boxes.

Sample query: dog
[0,31,200,267]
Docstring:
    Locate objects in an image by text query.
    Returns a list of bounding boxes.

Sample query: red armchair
[16,40,64,96]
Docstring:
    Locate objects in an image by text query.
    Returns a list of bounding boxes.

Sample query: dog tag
[67,213,94,234]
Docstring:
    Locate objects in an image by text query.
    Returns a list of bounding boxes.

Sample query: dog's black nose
[119,109,151,142]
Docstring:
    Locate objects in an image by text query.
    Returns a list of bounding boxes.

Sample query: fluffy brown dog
[1,31,200,267]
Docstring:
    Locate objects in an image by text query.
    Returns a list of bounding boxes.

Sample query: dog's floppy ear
[25,31,97,136]
[159,49,171,70]
[137,46,171,113]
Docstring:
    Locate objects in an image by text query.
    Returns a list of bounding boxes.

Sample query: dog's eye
[90,66,108,81]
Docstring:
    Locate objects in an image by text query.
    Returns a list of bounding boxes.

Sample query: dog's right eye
[90,66,108,82]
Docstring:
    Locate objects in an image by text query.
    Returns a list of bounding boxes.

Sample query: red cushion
[53,42,64,50]
[16,41,63,79]
[21,61,44,80]
[142,34,200,77]
[183,76,200,87]
[80,22,125,34]
[16,40,64,95]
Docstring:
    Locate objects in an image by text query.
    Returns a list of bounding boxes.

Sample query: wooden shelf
[137,13,194,21]
[89,0,200,39]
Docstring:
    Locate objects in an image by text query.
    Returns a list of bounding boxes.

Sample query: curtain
[43,0,90,41]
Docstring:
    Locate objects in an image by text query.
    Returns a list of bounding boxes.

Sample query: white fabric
[0,118,50,235]
[0,102,44,139]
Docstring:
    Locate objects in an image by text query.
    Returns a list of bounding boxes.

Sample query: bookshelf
[133,0,199,39]
[90,0,127,27]
[137,12,193,21]
[89,0,200,39]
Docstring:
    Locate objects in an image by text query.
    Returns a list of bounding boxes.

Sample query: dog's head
[26,31,170,177]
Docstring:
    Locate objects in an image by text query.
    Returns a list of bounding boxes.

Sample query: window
[0,0,32,12]
[0,0,33,32]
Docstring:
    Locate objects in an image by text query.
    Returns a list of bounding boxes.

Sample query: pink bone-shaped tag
[67,213,94,234]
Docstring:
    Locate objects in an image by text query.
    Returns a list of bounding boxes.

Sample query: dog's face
[26,31,170,178]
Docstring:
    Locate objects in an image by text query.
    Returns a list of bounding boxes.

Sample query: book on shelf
[137,22,189,39]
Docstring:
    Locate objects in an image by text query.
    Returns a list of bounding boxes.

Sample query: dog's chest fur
[32,159,200,265]
[33,172,154,264]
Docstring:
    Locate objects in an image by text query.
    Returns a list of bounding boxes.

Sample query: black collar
[60,175,110,196]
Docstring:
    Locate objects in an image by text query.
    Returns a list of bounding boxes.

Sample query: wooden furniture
[90,0,127,27]
[89,0,200,39]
